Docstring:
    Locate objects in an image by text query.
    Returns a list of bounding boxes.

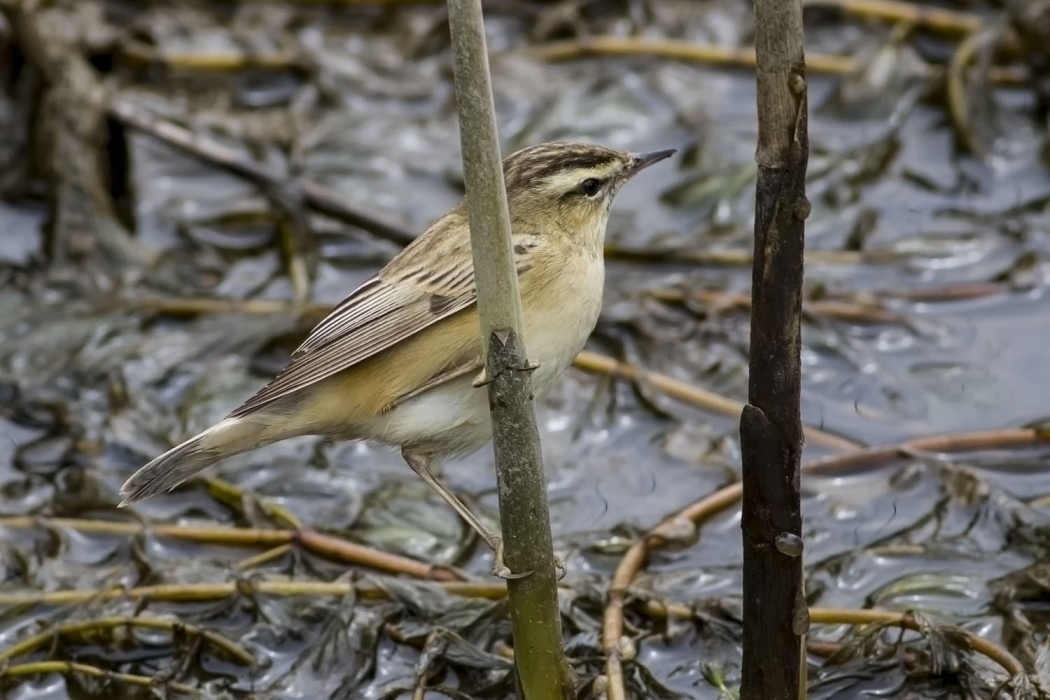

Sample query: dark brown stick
[741,0,810,697]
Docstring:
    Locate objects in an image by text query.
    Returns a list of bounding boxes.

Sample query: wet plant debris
[1,0,1049,698]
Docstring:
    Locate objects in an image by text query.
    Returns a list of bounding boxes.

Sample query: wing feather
[228,211,538,419]
[229,276,476,418]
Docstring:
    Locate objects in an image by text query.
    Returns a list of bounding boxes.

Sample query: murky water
[1,1,1048,698]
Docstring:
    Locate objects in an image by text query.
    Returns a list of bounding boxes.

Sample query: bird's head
[500,141,676,242]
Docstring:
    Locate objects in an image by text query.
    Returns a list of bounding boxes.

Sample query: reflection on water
[1,0,1049,698]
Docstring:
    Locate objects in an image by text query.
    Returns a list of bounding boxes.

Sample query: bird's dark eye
[579,178,602,196]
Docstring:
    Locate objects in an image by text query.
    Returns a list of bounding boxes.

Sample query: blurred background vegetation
[1,0,1049,698]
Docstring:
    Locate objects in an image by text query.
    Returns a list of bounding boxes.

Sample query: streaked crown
[500,142,675,214]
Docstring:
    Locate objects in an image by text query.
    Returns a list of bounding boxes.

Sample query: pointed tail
[119,416,280,505]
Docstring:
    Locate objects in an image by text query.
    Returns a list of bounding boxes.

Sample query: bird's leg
[402,449,530,579]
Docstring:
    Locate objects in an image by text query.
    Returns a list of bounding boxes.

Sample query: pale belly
[365,257,604,457]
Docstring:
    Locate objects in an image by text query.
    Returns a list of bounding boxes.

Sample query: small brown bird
[120,141,675,572]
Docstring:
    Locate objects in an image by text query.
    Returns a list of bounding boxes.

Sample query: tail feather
[119,417,275,505]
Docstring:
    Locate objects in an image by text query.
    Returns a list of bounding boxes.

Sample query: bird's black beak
[627,148,677,175]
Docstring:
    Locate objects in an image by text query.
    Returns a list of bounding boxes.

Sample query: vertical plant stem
[445,1,571,698]
[446,4,523,348]
[741,0,810,698]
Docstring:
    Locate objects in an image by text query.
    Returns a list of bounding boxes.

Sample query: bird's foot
[488,541,568,581]
[472,361,540,388]
[554,554,567,581]
[491,540,532,580]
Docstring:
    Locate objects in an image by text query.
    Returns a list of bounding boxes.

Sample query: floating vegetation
[1,0,1049,697]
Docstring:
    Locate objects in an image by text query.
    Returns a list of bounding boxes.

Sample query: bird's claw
[491,540,532,580]
[473,361,540,388]
[489,541,568,581]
